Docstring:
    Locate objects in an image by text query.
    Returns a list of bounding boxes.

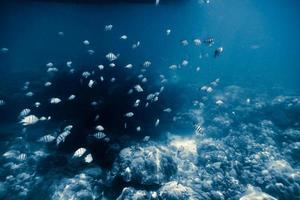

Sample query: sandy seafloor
[0,0,300,199]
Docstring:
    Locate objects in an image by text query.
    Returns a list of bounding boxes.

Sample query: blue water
[0,0,300,199]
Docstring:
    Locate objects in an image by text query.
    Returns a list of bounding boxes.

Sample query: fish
[138,74,144,79]
[143,136,150,142]
[169,64,177,70]
[133,99,141,107]
[125,112,134,118]
[106,52,118,62]
[19,108,31,118]
[83,40,90,45]
[214,47,224,57]
[128,89,133,94]
[136,126,141,132]
[141,77,147,83]
[93,132,106,139]
[39,116,47,121]
[193,39,201,46]
[143,61,151,68]
[109,63,116,68]
[87,49,95,55]
[50,98,61,104]
[82,71,91,78]
[84,154,93,163]
[95,125,104,131]
[166,29,171,35]
[68,94,76,100]
[88,80,95,88]
[0,47,8,53]
[73,148,87,158]
[194,123,204,135]
[125,64,133,69]
[181,40,189,46]
[134,84,143,92]
[20,115,39,126]
[66,61,72,67]
[47,67,58,73]
[155,119,160,127]
[44,82,52,87]
[46,62,53,67]
[216,100,224,105]
[34,102,41,108]
[146,93,155,101]
[163,108,172,112]
[64,125,73,131]
[98,65,104,70]
[38,134,56,143]
[196,67,201,72]
[120,35,128,40]
[181,60,188,66]
[0,100,5,106]
[104,24,113,31]
[17,153,27,161]
[204,37,214,46]
[100,76,104,82]
[26,92,34,97]
[111,77,116,82]
[58,31,64,36]
[145,102,149,107]
[132,41,140,49]
[56,130,71,146]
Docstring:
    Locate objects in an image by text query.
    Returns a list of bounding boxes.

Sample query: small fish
[132,41,140,49]
[193,39,201,46]
[206,87,213,93]
[196,67,200,72]
[17,153,27,161]
[94,114,100,121]
[128,89,133,94]
[155,119,160,127]
[120,35,128,40]
[125,64,133,69]
[169,64,177,70]
[134,84,143,93]
[34,102,41,108]
[216,100,224,105]
[194,123,204,135]
[106,52,118,62]
[21,115,39,126]
[38,134,56,143]
[204,37,214,46]
[87,49,95,55]
[181,60,188,66]
[88,80,95,88]
[100,76,104,82]
[50,98,61,104]
[163,108,172,112]
[214,47,224,57]
[141,77,147,83]
[73,148,86,158]
[46,62,53,67]
[136,126,141,132]
[125,112,134,118]
[40,116,47,121]
[0,100,5,106]
[82,71,91,78]
[111,77,116,82]
[146,93,155,101]
[143,136,150,142]
[66,61,72,67]
[56,130,71,146]
[83,40,90,45]
[143,61,151,68]
[58,31,64,36]
[19,108,31,118]
[98,65,104,70]
[145,102,149,107]
[95,125,104,131]
[64,125,73,131]
[166,29,171,35]
[93,132,106,139]
[68,94,76,100]
[109,63,116,68]
[138,74,144,79]
[104,24,113,31]
[84,154,93,163]
[26,91,34,97]
[44,82,52,87]
[0,47,8,53]
[181,40,189,46]
[133,99,141,107]
[47,67,58,73]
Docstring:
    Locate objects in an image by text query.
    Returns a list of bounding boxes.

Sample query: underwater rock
[158,181,194,200]
[113,146,177,185]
